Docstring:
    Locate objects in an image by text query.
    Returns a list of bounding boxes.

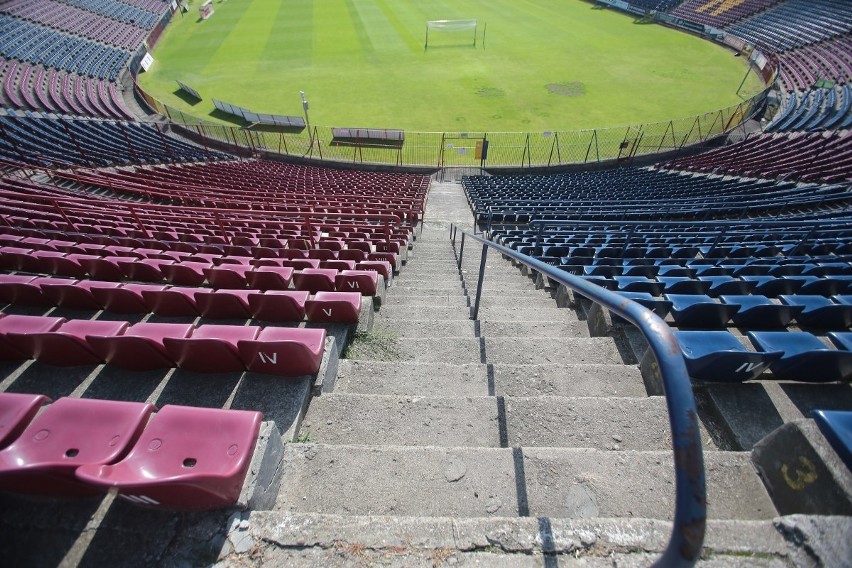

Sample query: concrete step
[381,295,469,308]
[222,512,795,566]
[493,363,647,398]
[390,278,463,290]
[301,394,678,450]
[377,305,471,321]
[275,444,776,520]
[473,305,578,321]
[479,319,589,338]
[335,360,489,397]
[387,286,466,296]
[484,337,624,365]
[371,319,476,338]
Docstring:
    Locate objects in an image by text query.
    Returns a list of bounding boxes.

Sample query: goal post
[425,19,478,49]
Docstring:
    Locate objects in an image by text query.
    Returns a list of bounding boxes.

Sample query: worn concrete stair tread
[335,360,489,396]
[275,444,776,520]
[368,319,477,338]
[223,511,794,566]
[483,336,624,365]
[381,295,469,307]
[377,306,472,320]
[301,394,684,450]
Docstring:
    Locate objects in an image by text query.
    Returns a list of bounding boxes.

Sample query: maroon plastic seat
[87,322,193,371]
[247,291,308,322]
[92,283,166,313]
[292,268,338,293]
[203,265,252,289]
[142,287,201,317]
[195,289,254,319]
[375,240,401,254]
[75,405,262,510]
[278,249,309,260]
[78,255,136,281]
[245,266,294,291]
[237,326,326,376]
[37,251,95,279]
[338,249,367,262]
[306,291,362,324]
[278,258,320,270]
[0,247,35,271]
[213,255,253,266]
[118,258,173,283]
[163,324,260,373]
[308,249,338,261]
[0,274,38,304]
[356,260,391,280]
[0,392,50,449]
[0,397,155,496]
[12,319,129,366]
[346,241,372,253]
[368,252,398,269]
[321,259,356,271]
[336,270,379,296]
[0,314,66,360]
[40,280,119,310]
[161,261,212,286]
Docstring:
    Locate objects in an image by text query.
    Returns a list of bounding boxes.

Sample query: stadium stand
[670,0,785,30]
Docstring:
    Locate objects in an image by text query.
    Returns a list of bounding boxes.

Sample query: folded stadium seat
[247,291,309,323]
[657,265,696,278]
[142,287,201,317]
[658,277,710,295]
[275,258,320,270]
[246,266,294,291]
[11,319,129,367]
[39,280,119,311]
[829,332,852,352]
[721,295,804,329]
[38,251,97,279]
[87,322,194,371]
[748,331,852,383]
[336,270,379,296]
[75,405,262,510]
[163,324,260,373]
[292,269,338,293]
[812,409,852,472]
[583,265,623,277]
[92,283,167,314]
[613,276,664,295]
[161,261,212,286]
[317,240,344,252]
[278,249,309,260]
[236,326,326,377]
[0,274,38,304]
[667,294,741,329]
[835,295,852,306]
[699,276,755,297]
[613,291,672,319]
[768,264,810,277]
[740,276,805,298]
[675,330,782,382]
[78,256,136,281]
[306,291,362,324]
[222,245,252,258]
[308,249,338,261]
[0,314,67,360]
[195,289,254,319]
[0,397,155,497]
[0,247,35,271]
[117,258,173,283]
[213,255,253,266]
[321,259,356,271]
[792,276,848,297]
[375,240,402,254]
[203,265,253,289]
[779,295,852,329]
[338,249,367,262]
[621,263,659,278]
[578,275,616,290]
[729,264,772,277]
[0,392,49,449]
[804,263,852,277]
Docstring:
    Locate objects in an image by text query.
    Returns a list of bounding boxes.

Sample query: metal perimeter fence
[132,4,774,171]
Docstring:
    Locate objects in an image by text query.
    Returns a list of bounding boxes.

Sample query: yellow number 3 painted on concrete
[781,456,818,490]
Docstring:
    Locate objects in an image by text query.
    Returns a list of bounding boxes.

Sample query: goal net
[425,19,477,49]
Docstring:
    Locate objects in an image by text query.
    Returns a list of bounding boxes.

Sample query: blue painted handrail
[450,225,706,567]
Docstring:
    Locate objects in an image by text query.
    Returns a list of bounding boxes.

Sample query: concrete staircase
[215,181,822,566]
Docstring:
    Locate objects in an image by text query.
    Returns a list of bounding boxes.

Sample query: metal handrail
[450,224,706,567]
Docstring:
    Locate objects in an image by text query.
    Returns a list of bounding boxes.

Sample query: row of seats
[0,275,364,323]
[0,393,260,510]
[670,0,782,29]
[724,0,852,52]
[766,89,852,133]
[676,329,851,382]
[0,314,327,376]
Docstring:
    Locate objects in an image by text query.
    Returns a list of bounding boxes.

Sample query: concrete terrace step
[335,360,489,397]
[381,295,469,308]
[483,336,624,365]
[370,319,476,338]
[301,394,678,450]
[275,444,776,520]
[377,305,472,321]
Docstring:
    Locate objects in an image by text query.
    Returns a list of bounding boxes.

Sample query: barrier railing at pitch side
[450,224,706,568]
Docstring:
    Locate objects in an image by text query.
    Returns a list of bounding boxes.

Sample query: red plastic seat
[0,247,35,271]
[40,280,119,310]
[203,265,252,289]
[237,326,326,376]
[162,261,212,286]
[336,270,379,296]
[195,289,254,319]
[306,291,362,324]
[0,397,155,496]
[308,249,338,261]
[78,255,137,281]
[118,258,173,283]
[356,260,392,280]
[247,291,308,322]
[163,324,260,373]
[0,314,66,360]
[321,259,356,271]
[12,319,129,366]
[337,248,367,263]
[0,392,50,449]
[92,283,166,313]
[38,251,95,279]
[75,405,262,510]
[0,274,38,304]
[142,287,201,317]
[278,258,320,270]
[246,266,294,291]
[87,322,193,371]
[293,268,338,293]
[368,252,398,269]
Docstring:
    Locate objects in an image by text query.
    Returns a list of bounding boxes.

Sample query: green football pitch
[139,0,765,132]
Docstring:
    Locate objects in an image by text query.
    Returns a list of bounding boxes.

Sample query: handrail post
[471,242,488,320]
[457,232,466,271]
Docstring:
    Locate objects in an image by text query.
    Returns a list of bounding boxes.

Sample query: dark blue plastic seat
[613,276,663,295]
[779,295,852,329]
[748,331,852,382]
[658,277,710,295]
[741,275,804,298]
[676,330,781,382]
[828,331,852,352]
[615,292,672,318]
[667,294,740,328]
[812,410,852,472]
[699,276,754,297]
[721,295,803,329]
